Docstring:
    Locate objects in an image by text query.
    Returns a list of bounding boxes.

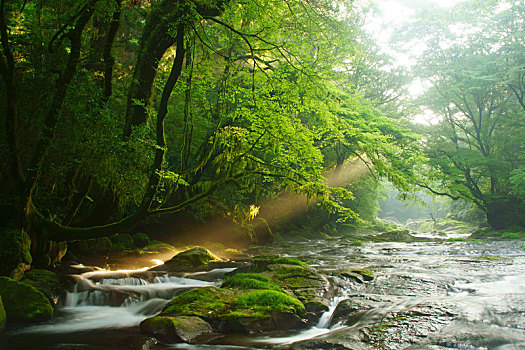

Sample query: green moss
[222,273,282,291]
[501,232,521,240]
[22,269,61,301]
[350,240,364,246]
[448,237,482,242]
[521,244,525,250]
[161,286,305,321]
[161,287,233,319]
[267,264,325,290]
[0,276,53,323]
[476,255,510,262]
[235,290,306,318]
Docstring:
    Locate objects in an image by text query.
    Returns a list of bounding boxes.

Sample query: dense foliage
[0,0,420,271]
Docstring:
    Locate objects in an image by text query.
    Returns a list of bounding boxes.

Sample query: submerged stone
[0,276,53,324]
[140,315,213,343]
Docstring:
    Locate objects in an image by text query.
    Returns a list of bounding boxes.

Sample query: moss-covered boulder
[160,247,219,272]
[132,233,150,248]
[245,256,330,317]
[0,228,32,280]
[0,296,6,330]
[111,234,134,250]
[69,237,113,256]
[143,240,178,254]
[21,269,61,303]
[160,286,306,333]
[0,276,53,323]
[140,315,213,343]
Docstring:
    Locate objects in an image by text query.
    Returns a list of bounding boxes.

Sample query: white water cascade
[16,267,237,334]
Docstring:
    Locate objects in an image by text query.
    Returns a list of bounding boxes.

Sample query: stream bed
[1,236,525,349]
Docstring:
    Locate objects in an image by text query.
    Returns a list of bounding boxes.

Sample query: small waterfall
[13,266,228,335]
[316,295,347,328]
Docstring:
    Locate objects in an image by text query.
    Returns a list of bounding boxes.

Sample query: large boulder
[157,286,306,333]
[265,263,329,315]
[156,247,219,272]
[21,269,61,304]
[0,296,6,330]
[0,276,53,323]
[0,228,32,280]
[140,316,213,343]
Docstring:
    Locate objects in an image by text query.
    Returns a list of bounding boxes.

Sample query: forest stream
[1,229,525,350]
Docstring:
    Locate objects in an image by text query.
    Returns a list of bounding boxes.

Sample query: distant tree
[408,0,525,228]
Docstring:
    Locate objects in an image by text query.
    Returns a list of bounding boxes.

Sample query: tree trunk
[486,198,521,229]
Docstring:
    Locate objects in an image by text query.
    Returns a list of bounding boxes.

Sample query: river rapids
[1,233,524,349]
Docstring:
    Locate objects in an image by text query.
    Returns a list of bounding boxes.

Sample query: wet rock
[121,335,158,350]
[339,269,373,284]
[330,298,374,326]
[287,339,365,349]
[340,272,364,284]
[0,276,53,323]
[154,247,220,272]
[140,315,213,343]
[0,296,6,330]
[160,286,306,334]
[303,299,330,314]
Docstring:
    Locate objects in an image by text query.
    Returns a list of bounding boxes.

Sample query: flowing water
[1,234,525,349]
